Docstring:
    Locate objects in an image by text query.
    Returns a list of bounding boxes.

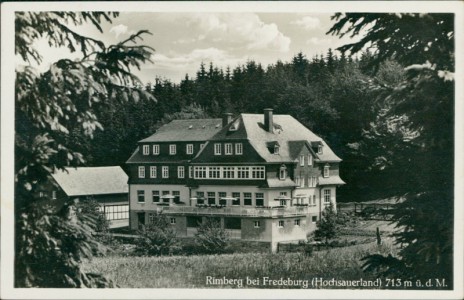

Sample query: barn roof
[51,166,128,197]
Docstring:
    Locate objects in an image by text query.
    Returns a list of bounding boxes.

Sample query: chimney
[264,108,273,133]
[222,113,233,128]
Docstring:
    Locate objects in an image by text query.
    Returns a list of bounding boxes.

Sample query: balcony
[159,205,310,218]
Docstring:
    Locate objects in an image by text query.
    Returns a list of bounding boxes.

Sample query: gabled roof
[318,175,346,185]
[208,114,341,163]
[139,119,223,142]
[51,167,128,197]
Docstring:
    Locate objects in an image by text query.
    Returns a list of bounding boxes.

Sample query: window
[308,154,313,166]
[173,191,180,203]
[324,189,331,204]
[300,155,305,167]
[280,199,287,206]
[252,166,265,179]
[255,193,264,206]
[318,145,323,155]
[162,190,170,203]
[52,191,57,200]
[274,145,280,154]
[148,213,156,224]
[186,144,194,155]
[294,219,300,226]
[39,192,44,198]
[280,191,288,196]
[162,166,169,178]
[170,218,176,225]
[195,166,207,178]
[152,191,160,203]
[196,191,205,204]
[209,167,221,179]
[309,176,317,187]
[232,192,241,206]
[299,173,304,188]
[137,190,145,203]
[153,144,160,155]
[244,193,252,206]
[324,164,330,178]
[225,143,233,155]
[278,220,285,228]
[207,192,216,205]
[218,192,227,205]
[254,221,261,228]
[178,166,185,178]
[103,204,129,220]
[235,143,243,155]
[312,216,318,223]
[312,195,317,206]
[279,165,287,180]
[222,167,235,179]
[169,144,176,155]
[214,143,221,155]
[189,166,193,178]
[150,166,157,178]
[142,145,149,155]
[138,166,145,178]
[237,167,250,179]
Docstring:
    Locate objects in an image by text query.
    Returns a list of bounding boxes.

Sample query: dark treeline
[82,49,405,203]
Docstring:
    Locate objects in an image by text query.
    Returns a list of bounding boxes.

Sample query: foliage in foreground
[15,12,154,287]
[84,242,395,289]
[328,13,454,285]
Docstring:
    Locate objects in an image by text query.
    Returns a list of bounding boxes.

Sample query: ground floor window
[278,220,285,228]
[254,220,261,228]
[187,216,202,227]
[312,216,318,223]
[324,189,331,204]
[170,217,176,225]
[103,204,129,220]
[294,219,300,226]
[244,193,252,206]
[224,217,241,229]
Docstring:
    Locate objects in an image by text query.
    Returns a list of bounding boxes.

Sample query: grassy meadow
[83,241,396,288]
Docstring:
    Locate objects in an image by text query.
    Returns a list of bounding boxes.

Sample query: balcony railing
[160,205,310,218]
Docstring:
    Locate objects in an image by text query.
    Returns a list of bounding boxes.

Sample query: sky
[28,12,361,84]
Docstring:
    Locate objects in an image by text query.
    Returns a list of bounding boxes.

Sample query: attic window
[274,145,280,155]
[318,144,323,155]
[229,119,240,131]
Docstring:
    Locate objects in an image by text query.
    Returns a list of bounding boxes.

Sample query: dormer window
[318,145,323,155]
[214,143,221,155]
[186,144,194,155]
[274,145,280,155]
[169,144,176,155]
[324,164,330,178]
[153,144,160,155]
[142,145,149,155]
[225,143,233,155]
[279,165,287,180]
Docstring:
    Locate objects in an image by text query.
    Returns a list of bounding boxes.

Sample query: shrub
[195,217,230,254]
[135,212,181,256]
